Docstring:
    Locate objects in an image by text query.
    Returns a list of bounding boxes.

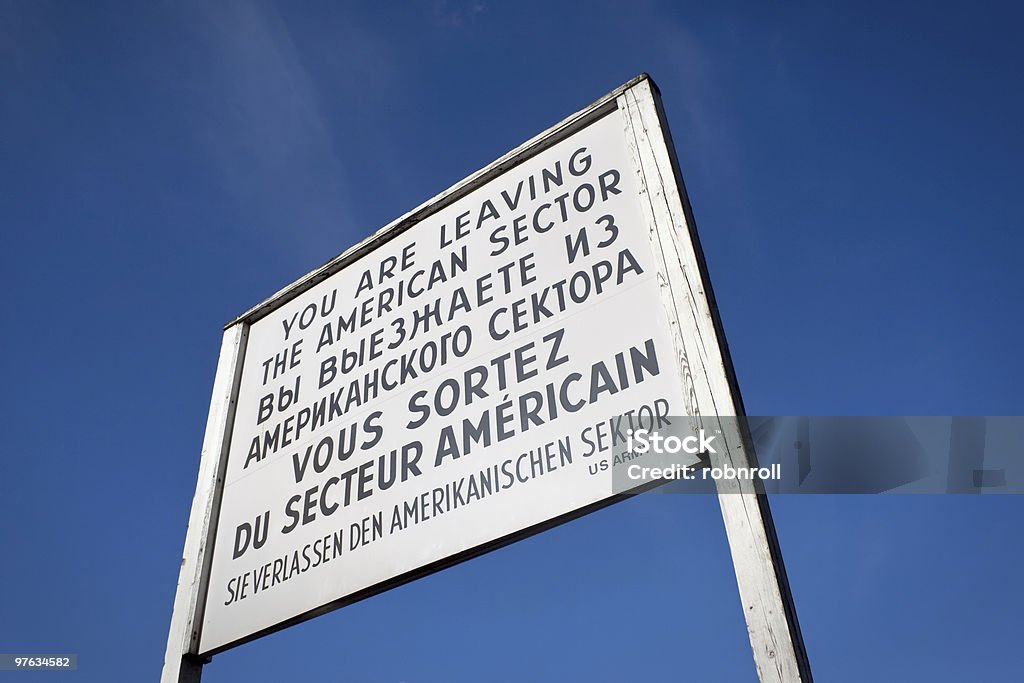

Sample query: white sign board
[164,76,811,683]
[198,106,690,653]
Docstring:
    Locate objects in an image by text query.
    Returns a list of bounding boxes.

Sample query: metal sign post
[162,74,811,682]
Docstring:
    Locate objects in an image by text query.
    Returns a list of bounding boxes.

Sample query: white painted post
[162,323,249,683]
[618,77,813,682]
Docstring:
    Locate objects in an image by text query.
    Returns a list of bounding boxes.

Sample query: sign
[165,75,811,683]
[200,101,691,654]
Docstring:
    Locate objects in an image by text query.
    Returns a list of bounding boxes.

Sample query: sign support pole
[617,77,814,682]
[162,323,249,683]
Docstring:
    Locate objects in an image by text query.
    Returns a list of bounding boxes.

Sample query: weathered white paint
[162,323,248,683]
[617,78,813,682]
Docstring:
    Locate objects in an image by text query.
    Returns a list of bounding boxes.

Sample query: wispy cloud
[649,19,744,195]
[175,0,358,263]
[431,0,486,28]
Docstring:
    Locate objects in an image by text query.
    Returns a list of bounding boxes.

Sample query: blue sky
[1,1,1022,681]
